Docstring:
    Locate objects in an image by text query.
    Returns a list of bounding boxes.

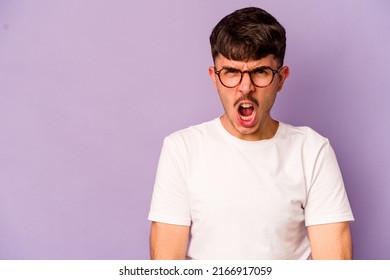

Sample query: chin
[234,124,260,137]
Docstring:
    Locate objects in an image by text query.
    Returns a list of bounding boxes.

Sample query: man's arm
[307,222,352,259]
[150,221,190,260]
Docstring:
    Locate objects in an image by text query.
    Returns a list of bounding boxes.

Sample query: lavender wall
[1,0,389,259]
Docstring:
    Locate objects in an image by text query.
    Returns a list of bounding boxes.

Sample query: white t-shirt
[148,118,354,260]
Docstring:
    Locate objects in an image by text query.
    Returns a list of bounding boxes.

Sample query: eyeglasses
[214,66,281,88]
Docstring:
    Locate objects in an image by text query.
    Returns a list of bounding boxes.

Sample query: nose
[238,71,255,94]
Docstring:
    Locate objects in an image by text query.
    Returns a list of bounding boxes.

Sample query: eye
[223,68,240,74]
[252,67,271,76]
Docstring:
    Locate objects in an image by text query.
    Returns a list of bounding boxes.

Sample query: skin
[209,54,289,141]
[308,222,353,259]
[150,222,189,260]
[150,54,353,260]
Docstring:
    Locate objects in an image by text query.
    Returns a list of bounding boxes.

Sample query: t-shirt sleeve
[148,137,191,226]
[304,140,354,226]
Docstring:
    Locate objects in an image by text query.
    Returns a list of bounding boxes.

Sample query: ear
[208,66,218,86]
[277,66,290,92]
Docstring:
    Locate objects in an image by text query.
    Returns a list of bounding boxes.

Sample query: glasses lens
[219,68,242,88]
[250,67,274,87]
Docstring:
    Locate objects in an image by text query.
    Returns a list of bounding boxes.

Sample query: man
[148,7,354,260]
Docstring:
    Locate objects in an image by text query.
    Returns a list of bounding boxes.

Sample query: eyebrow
[220,65,270,70]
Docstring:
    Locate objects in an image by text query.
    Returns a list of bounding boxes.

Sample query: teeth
[238,103,255,121]
[240,115,252,121]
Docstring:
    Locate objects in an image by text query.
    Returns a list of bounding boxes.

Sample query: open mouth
[238,103,255,121]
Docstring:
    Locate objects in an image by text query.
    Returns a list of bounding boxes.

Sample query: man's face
[209,54,289,141]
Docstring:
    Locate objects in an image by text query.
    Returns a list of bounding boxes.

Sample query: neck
[220,115,279,141]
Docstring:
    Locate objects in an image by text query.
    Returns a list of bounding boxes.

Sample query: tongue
[239,107,253,116]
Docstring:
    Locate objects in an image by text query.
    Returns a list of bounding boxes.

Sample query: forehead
[215,54,278,69]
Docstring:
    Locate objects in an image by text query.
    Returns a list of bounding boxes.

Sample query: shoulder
[278,123,334,162]
[165,118,219,146]
[279,123,329,147]
[160,119,220,164]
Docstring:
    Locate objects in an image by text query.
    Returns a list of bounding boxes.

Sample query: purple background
[1,0,389,259]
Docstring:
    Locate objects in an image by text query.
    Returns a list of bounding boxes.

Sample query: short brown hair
[210,7,286,66]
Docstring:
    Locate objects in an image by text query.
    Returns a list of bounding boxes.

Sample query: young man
[148,7,354,260]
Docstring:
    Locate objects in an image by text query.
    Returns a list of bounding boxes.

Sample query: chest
[185,142,307,226]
